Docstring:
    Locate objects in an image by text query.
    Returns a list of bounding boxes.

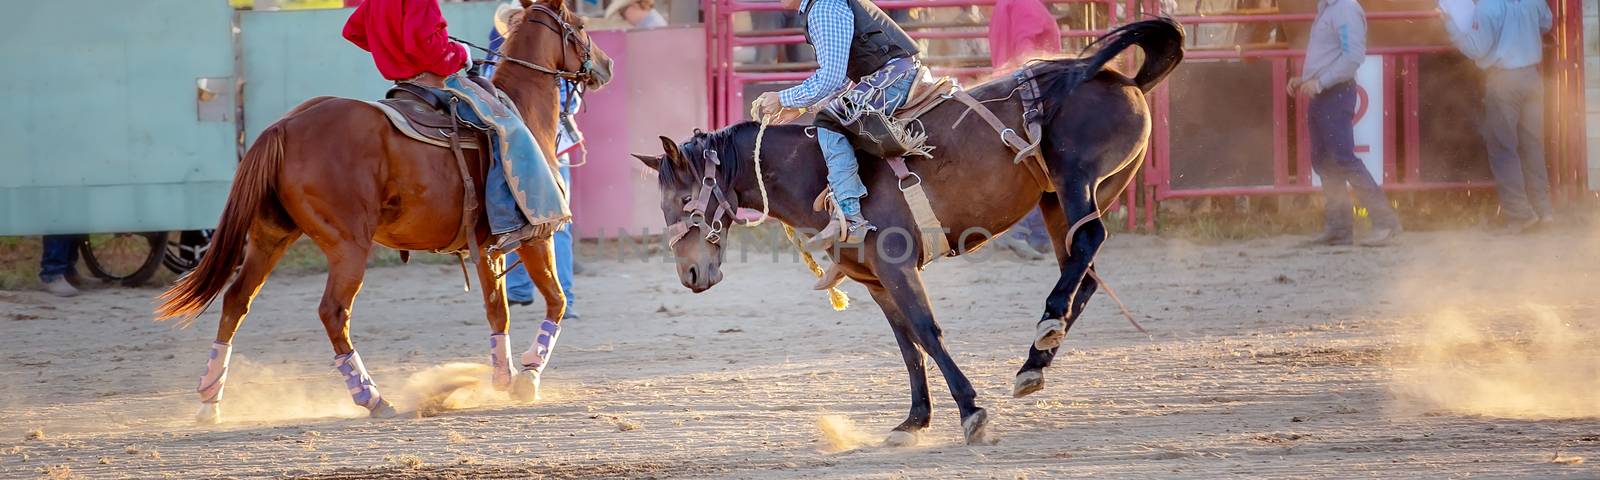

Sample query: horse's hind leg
[196,223,299,424]
[1013,194,1102,398]
[863,281,931,447]
[1030,163,1108,360]
[512,236,566,400]
[313,241,397,418]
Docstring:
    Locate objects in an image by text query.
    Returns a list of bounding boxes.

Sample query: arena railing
[704,0,1588,231]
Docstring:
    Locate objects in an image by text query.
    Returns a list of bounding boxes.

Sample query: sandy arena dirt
[1,228,1597,479]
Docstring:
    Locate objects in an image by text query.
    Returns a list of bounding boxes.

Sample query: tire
[163,229,214,274]
[79,232,167,287]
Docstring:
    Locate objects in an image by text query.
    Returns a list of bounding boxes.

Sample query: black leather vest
[801,0,920,82]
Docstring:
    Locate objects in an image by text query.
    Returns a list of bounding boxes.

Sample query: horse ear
[544,0,566,12]
[633,153,661,171]
[519,0,534,8]
[658,136,688,169]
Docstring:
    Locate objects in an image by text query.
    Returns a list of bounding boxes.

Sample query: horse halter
[499,4,597,83]
[665,149,739,247]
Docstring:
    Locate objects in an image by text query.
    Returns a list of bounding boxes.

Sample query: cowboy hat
[603,0,654,19]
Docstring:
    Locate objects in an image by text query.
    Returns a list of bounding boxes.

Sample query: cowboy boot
[842,213,877,244]
[487,224,537,256]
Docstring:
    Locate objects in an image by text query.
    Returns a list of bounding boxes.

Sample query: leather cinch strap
[948,84,1054,193]
[885,156,951,267]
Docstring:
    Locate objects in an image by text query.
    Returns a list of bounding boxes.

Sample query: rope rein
[747,114,776,227]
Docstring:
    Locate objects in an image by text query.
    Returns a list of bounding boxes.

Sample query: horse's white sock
[519,319,561,374]
[197,341,232,403]
[489,333,514,388]
[333,351,382,410]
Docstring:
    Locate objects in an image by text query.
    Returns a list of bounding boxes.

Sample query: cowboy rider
[344,0,570,255]
[750,0,922,244]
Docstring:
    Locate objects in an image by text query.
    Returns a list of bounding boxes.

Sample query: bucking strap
[885,156,951,267]
[948,88,1054,192]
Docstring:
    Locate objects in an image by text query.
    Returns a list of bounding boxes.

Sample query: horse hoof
[884,430,920,448]
[196,403,222,425]
[961,409,998,446]
[1012,370,1044,398]
[1033,319,1065,350]
[509,370,540,402]
[369,399,399,419]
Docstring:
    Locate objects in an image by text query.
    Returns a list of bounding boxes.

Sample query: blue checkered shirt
[778,0,854,109]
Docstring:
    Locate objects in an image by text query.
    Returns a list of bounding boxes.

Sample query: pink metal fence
[703,0,1588,230]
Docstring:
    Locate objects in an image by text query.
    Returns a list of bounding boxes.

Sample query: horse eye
[681,195,693,204]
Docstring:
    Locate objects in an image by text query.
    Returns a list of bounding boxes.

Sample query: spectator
[1443,0,1554,232]
[39,235,84,297]
[989,0,1061,259]
[606,0,668,28]
[488,3,582,318]
[1292,0,1401,246]
[988,0,1061,69]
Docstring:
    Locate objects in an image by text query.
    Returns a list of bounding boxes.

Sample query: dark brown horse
[154,0,612,423]
[637,19,1183,445]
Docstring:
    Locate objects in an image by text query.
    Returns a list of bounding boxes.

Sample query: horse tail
[155,124,285,323]
[1026,17,1185,118]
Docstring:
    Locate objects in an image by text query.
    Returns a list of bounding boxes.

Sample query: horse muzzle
[679,262,723,293]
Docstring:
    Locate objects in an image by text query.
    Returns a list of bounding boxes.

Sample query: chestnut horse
[154,0,612,423]
[638,19,1183,445]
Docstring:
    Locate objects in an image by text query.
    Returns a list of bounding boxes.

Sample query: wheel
[79,232,167,287]
[164,229,214,274]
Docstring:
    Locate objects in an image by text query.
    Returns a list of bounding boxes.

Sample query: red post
[1402,55,1421,184]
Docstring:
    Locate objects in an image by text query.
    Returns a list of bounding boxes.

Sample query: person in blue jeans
[489,5,580,318]
[750,0,923,244]
[1443,0,1554,232]
[1292,0,1401,246]
[39,234,85,297]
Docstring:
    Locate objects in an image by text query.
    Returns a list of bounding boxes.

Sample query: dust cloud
[1385,223,1600,420]
[391,363,503,416]
[209,356,370,423]
[198,360,504,423]
[815,414,877,452]
[1391,305,1600,419]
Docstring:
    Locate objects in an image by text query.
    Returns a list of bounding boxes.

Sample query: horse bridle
[457,4,596,84]
[665,149,739,247]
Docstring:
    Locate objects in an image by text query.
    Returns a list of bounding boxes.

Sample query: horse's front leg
[473,252,528,400]
[872,264,994,445]
[509,237,565,401]
[864,281,931,447]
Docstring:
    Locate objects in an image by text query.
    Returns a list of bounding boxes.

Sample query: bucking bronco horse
[639,19,1183,445]
[154,0,612,423]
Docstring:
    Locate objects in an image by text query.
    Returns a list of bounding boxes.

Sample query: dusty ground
[1,227,1597,479]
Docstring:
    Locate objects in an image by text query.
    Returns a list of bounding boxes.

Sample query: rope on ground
[1087,267,1148,338]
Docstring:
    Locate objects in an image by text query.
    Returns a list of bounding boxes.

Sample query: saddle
[369,82,485,151]
[842,65,1055,267]
[362,81,493,259]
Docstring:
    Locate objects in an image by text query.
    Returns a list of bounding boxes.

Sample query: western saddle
[364,80,493,263]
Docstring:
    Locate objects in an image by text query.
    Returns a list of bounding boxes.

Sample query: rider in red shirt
[343,0,469,82]
[340,0,574,405]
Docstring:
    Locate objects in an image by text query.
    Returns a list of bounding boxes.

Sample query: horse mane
[666,121,760,186]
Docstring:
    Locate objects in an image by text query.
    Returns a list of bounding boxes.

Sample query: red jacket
[987,0,1062,69]
[343,0,469,81]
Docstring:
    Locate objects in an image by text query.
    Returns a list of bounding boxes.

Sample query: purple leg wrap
[520,319,561,374]
[490,333,514,388]
[197,342,232,403]
[333,351,382,410]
